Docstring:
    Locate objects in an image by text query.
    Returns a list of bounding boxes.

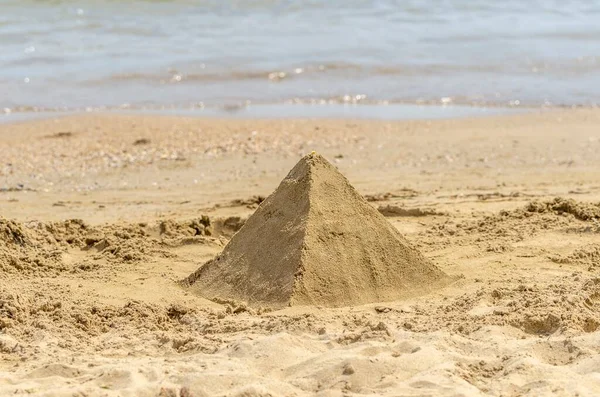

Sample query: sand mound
[426,197,600,252]
[525,197,600,221]
[550,244,600,268]
[0,218,30,246]
[0,216,242,276]
[378,204,445,217]
[184,153,452,308]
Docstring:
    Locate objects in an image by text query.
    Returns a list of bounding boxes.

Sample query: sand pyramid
[184,153,452,308]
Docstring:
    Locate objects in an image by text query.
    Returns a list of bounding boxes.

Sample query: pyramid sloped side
[184,159,312,308]
[289,156,451,307]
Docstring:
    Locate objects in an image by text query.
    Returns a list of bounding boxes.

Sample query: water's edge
[0,103,532,125]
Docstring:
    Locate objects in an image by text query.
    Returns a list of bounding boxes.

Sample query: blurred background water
[1,0,599,117]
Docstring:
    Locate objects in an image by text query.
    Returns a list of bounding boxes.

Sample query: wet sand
[1,110,600,396]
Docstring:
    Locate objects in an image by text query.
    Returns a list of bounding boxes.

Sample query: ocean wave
[77,59,600,87]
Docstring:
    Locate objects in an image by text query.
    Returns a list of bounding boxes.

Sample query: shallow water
[0,104,527,124]
[2,0,600,116]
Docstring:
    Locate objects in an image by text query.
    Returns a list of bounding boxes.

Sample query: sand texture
[1,110,600,396]
[185,153,451,308]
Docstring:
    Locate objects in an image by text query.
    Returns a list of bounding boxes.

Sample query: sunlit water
[1,0,599,118]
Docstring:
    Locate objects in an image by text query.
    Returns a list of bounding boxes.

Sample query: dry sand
[1,109,600,396]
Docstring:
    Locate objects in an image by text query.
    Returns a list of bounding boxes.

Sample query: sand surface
[1,110,600,396]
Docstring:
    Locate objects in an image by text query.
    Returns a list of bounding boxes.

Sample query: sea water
[1,0,599,118]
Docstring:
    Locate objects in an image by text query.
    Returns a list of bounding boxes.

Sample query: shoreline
[1,102,535,125]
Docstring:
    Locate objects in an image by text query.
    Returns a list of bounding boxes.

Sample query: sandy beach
[2,109,600,396]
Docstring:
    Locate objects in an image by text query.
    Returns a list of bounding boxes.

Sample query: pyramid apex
[303,150,321,160]
[285,151,335,181]
[299,151,330,165]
